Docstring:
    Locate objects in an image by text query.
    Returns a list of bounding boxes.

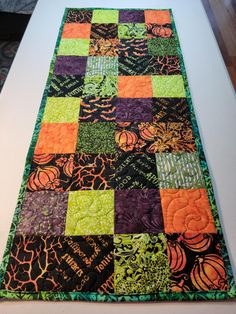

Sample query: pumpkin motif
[27,166,60,191]
[167,240,187,273]
[138,123,158,141]
[180,233,213,252]
[146,24,153,32]
[152,26,172,38]
[190,254,228,291]
[33,154,54,165]
[63,154,74,177]
[115,130,138,152]
[171,276,190,292]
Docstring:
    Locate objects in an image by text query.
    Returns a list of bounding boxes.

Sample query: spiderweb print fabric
[0,8,235,302]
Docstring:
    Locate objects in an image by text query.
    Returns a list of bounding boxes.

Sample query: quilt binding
[0,7,235,302]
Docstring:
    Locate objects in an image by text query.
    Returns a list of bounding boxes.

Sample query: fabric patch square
[65,190,114,235]
[48,75,84,97]
[144,10,171,24]
[119,10,145,23]
[35,123,78,154]
[79,97,116,122]
[152,98,191,123]
[149,56,181,75]
[147,122,196,153]
[118,56,151,76]
[166,233,229,292]
[115,152,159,189]
[118,23,147,39]
[71,153,115,190]
[156,152,205,189]
[42,97,81,123]
[77,122,116,153]
[27,153,75,192]
[114,233,171,294]
[148,37,179,56]
[83,76,118,98]
[57,39,90,56]
[54,56,87,75]
[118,56,180,76]
[115,98,152,122]
[1,235,114,292]
[66,9,93,23]
[86,57,118,76]
[152,75,186,98]
[115,122,196,153]
[92,10,119,23]
[89,39,119,56]
[118,76,152,98]
[146,24,173,38]
[115,122,147,153]
[115,189,164,233]
[62,23,91,39]
[16,191,68,236]
[118,38,148,56]
[91,24,118,39]
[160,189,217,233]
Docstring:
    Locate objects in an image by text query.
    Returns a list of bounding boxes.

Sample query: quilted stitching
[0,8,234,302]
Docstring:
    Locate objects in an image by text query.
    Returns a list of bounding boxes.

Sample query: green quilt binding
[0,7,235,302]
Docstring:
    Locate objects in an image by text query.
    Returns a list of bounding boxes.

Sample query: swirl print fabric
[0,8,235,302]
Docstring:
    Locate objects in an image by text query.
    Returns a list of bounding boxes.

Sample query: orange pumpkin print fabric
[0,8,235,302]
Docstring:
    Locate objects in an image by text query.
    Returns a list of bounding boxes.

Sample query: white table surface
[0,0,236,313]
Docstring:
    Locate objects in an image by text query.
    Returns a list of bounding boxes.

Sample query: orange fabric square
[144,10,171,24]
[160,189,217,233]
[118,76,153,98]
[62,23,91,39]
[35,123,78,154]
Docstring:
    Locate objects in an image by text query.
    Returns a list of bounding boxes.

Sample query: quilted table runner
[0,8,235,302]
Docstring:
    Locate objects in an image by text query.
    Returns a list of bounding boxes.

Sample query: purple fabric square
[54,56,87,75]
[16,191,68,236]
[119,10,145,23]
[116,98,153,122]
[115,189,164,234]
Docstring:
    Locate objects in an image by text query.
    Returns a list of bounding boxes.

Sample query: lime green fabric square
[83,76,118,98]
[65,190,114,235]
[57,39,90,56]
[114,233,171,294]
[92,10,119,23]
[42,97,81,123]
[118,24,146,39]
[152,75,186,97]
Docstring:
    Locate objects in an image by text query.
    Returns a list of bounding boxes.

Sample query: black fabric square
[91,24,118,39]
[114,152,159,189]
[166,233,229,292]
[118,56,152,75]
[66,9,93,23]
[48,75,84,97]
[118,56,181,76]
[79,97,116,122]
[118,38,148,57]
[71,153,115,190]
[27,154,75,192]
[1,235,114,293]
[146,23,173,38]
[152,98,191,123]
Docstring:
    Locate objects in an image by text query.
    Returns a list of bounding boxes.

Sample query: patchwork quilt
[0,8,235,302]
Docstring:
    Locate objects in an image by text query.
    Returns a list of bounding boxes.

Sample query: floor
[0,0,235,92]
